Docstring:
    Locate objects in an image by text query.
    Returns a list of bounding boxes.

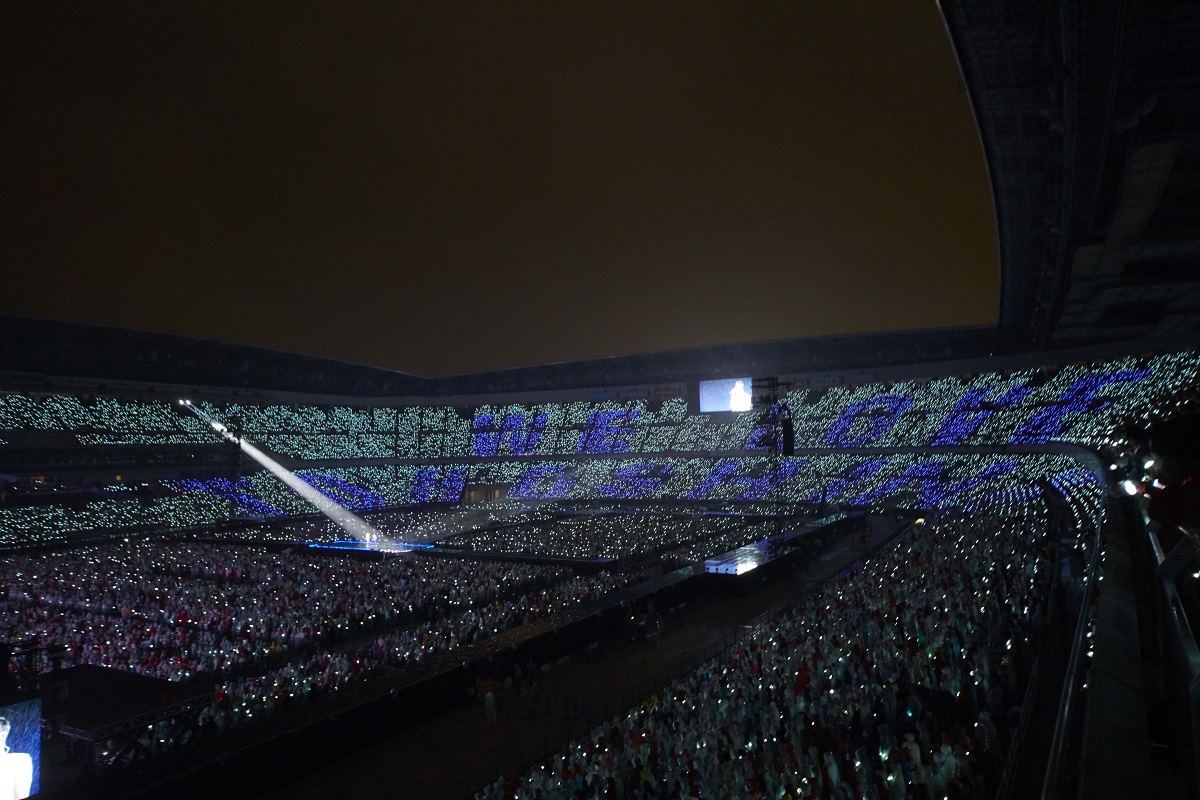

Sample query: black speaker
[781,417,795,457]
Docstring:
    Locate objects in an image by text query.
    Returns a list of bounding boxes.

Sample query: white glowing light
[729,380,753,412]
[185,404,393,546]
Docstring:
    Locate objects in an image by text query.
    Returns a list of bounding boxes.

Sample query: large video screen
[0,698,39,799]
[698,377,755,413]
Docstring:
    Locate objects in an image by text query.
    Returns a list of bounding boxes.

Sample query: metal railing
[1041,498,1108,799]
[996,658,1041,800]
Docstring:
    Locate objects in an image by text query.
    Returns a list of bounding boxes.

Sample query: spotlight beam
[180,401,394,547]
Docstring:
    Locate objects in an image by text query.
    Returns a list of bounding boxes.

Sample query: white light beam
[181,401,394,546]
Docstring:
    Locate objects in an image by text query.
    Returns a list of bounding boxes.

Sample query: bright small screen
[699,377,755,413]
[0,698,40,799]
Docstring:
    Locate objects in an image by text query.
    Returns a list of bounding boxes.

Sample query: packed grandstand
[0,342,1195,798]
[5,1,1200,798]
[1,349,1193,548]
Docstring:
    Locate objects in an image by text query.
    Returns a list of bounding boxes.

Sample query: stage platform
[704,538,779,575]
[703,512,853,575]
[308,539,432,554]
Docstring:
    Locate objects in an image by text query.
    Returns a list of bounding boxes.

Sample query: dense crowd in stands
[0,541,640,729]
[0,453,1084,549]
[1,351,1195,463]
[0,492,228,549]
[441,514,777,563]
[0,348,1186,776]
[659,521,792,566]
[1,349,1193,549]
[214,500,544,546]
[478,511,1059,800]
[201,569,646,732]
[359,570,644,670]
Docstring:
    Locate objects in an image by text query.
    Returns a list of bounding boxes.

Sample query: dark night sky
[2,2,997,378]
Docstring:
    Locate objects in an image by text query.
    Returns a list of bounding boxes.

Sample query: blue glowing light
[297,472,389,510]
[472,412,548,456]
[1010,369,1149,444]
[824,395,914,447]
[595,461,675,499]
[511,463,578,499]
[408,467,468,504]
[684,459,805,501]
[931,385,1032,446]
[578,409,642,454]
[171,477,285,516]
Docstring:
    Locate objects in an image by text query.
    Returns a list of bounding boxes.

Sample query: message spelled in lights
[182,403,395,547]
[1,349,1197,546]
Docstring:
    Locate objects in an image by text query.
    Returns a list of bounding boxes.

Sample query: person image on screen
[0,717,33,800]
[728,380,753,412]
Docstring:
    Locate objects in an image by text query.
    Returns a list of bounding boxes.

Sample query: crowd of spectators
[479,510,1059,799]
[196,568,645,733]
[0,453,1085,555]
[0,541,642,730]
[441,514,777,564]
[358,570,645,671]
[0,492,227,549]
[214,500,542,545]
[1,351,1195,463]
[1,349,1194,548]
[659,521,786,566]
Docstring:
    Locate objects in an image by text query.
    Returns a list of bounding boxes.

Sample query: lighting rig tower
[752,377,797,544]
[225,414,244,521]
[751,377,795,457]
[226,415,244,482]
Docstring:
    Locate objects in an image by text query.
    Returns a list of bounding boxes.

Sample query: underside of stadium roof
[942,0,1200,348]
[3,1,1198,397]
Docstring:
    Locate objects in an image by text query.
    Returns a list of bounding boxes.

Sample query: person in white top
[0,717,33,800]
[728,380,753,412]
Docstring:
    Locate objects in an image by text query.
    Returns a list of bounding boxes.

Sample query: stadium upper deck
[0,347,1190,547]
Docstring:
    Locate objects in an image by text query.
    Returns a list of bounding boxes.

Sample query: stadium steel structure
[942,0,1200,348]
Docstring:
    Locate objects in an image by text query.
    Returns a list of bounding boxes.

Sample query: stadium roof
[0,313,1006,397]
[942,0,1200,347]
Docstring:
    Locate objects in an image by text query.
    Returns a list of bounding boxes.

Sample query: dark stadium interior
[2,3,1200,800]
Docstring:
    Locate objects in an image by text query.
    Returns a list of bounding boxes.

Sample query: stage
[703,512,852,575]
[307,538,432,554]
[703,537,780,575]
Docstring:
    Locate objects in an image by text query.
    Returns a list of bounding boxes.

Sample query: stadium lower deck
[265,514,906,800]
[5,497,1066,799]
